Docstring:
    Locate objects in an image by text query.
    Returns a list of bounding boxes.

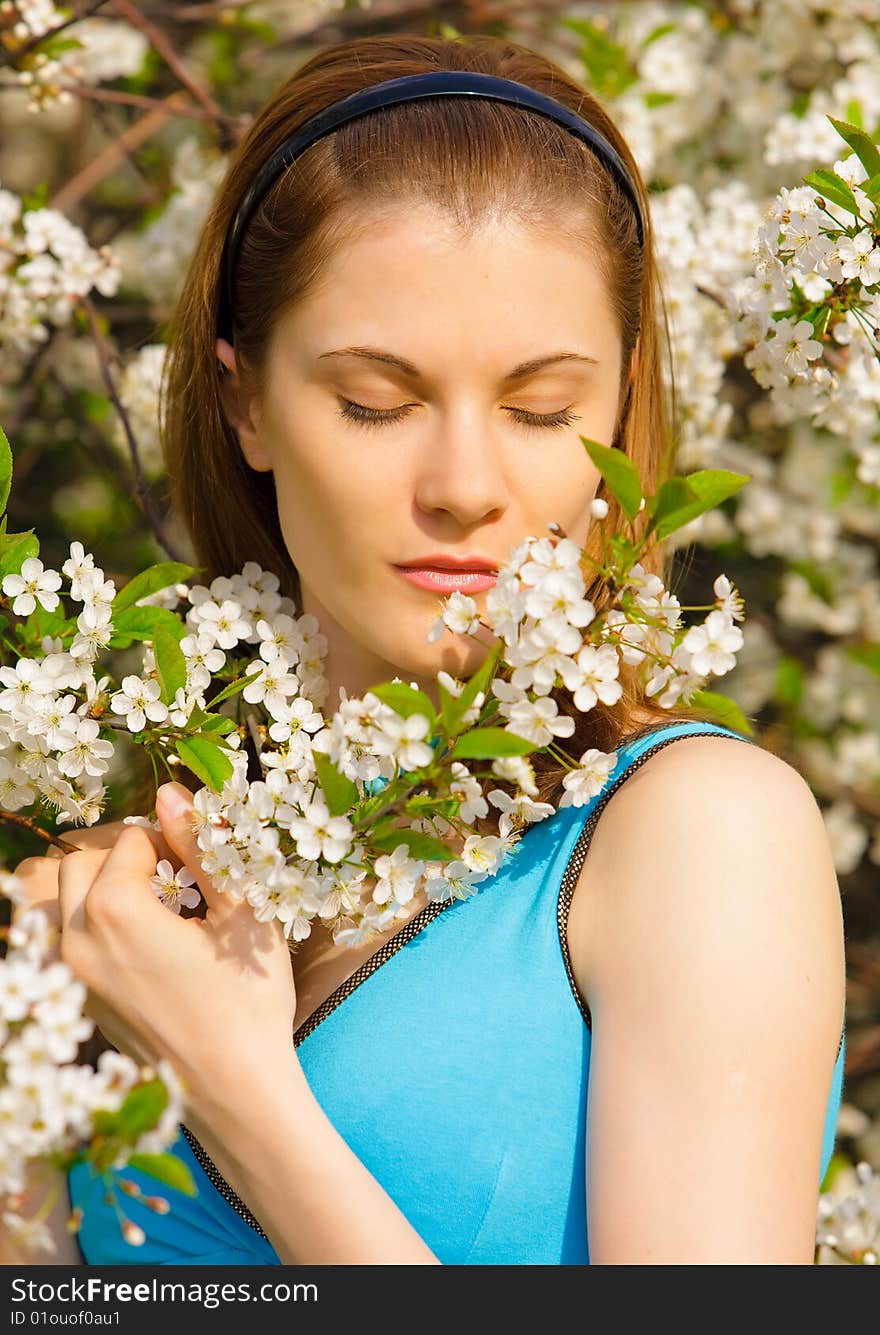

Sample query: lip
[394,567,498,593]
[396,553,499,572]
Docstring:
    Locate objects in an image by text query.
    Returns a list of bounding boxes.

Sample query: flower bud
[590,498,609,519]
[121,1219,146,1247]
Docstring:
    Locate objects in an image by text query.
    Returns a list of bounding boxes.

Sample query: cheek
[516,445,602,540]
[270,435,394,574]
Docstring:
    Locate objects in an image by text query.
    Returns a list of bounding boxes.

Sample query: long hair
[161,33,741,806]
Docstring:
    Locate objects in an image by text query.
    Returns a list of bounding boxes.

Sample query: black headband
[217,70,645,343]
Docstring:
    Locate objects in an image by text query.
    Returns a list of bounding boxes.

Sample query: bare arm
[183,1059,440,1264]
[576,737,846,1263]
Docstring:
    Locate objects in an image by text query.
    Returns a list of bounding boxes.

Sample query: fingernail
[157,783,192,819]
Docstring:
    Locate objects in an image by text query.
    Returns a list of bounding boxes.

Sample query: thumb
[155,782,218,906]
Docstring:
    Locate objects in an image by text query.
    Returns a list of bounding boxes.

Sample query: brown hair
[161,32,742,807]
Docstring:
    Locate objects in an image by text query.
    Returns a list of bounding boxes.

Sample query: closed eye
[336,398,581,431]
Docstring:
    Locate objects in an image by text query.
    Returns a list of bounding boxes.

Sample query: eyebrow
[317,345,599,381]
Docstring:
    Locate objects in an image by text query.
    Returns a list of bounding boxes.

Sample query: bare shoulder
[572,732,848,1261]
[567,731,845,1042]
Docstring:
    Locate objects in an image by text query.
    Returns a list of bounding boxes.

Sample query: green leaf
[643,22,677,48]
[112,562,199,615]
[820,1150,851,1194]
[580,436,643,520]
[199,713,237,735]
[560,17,638,99]
[109,605,186,649]
[862,170,880,204]
[404,793,461,822]
[93,1078,168,1142]
[175,734,235,793]
[39,35,84,58]
[644,91,676,108]
[371,827,458,862]
[312,750,358,817]
[803,169,861,219]
[439,641,502,738]
[647,469,750,541]
[827,115,880,180]
[828,461,857,507]
[790,559,833,603]
[0,530,39,580]
[127,1151,197,1198]
[774,657,804,707]
[206,667,263,708]
[449,727,536,760]
[153,621,187,705]
[0,423,12,517]
[845,100,864,129]
[844,642,880,675]
[686,690,753,736]
[22,602,70,643]
[20,182,49,212]
[366,681,437,729]
[643,475,692,523]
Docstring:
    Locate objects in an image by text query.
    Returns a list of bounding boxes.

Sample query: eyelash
[336,398,581,432]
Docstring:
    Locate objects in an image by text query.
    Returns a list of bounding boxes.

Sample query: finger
[46,820,175,865]
[10,856,62,925]
[57,847,112,937]
[79,826,171,928]
[155,782,224,909]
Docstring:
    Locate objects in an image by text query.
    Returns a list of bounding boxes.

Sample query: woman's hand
[11,819,175,962]
[22,783,297,1116]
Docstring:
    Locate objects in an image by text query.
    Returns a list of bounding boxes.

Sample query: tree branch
[109,0,223,125]
[79,294,184,563]
[49,93,183,213]
[0,810,80,854]
[55,82,244,130]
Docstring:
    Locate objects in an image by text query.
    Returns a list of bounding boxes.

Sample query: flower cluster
[732,132,880,489]
[817,1161,880,1264]
[1,9,149,113]
[0,187,121,359]
[0,872,186,1254]
[0,542,119,826]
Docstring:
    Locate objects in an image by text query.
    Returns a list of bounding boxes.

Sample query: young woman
[7,33,845,1265]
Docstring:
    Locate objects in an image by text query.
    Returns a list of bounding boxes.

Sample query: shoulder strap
[557,719,755,1030]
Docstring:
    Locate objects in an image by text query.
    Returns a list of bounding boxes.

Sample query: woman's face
[217,204,626,708]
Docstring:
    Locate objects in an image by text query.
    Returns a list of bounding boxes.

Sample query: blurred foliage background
[1,0,878,1256]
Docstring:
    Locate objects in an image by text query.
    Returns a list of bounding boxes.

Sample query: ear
[215,337,273,473]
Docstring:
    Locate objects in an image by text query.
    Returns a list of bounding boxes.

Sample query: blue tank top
[67,719,846,1263]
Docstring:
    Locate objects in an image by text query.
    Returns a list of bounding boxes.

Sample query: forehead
[271,203,619,367]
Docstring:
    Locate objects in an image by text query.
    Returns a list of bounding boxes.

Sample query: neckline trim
[555,723,755,1031]
[292,894,458,1047]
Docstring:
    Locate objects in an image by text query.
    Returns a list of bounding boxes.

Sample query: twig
[0,810,80,854]
[49,93,185,213]
[109,0,223,125]
[2,332,60,444]
[149,0,258,17]
[57,82,245,130]
[45,367,162,534]
[79,294,184,563]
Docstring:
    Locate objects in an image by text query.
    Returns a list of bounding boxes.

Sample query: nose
[413,406,510,527]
